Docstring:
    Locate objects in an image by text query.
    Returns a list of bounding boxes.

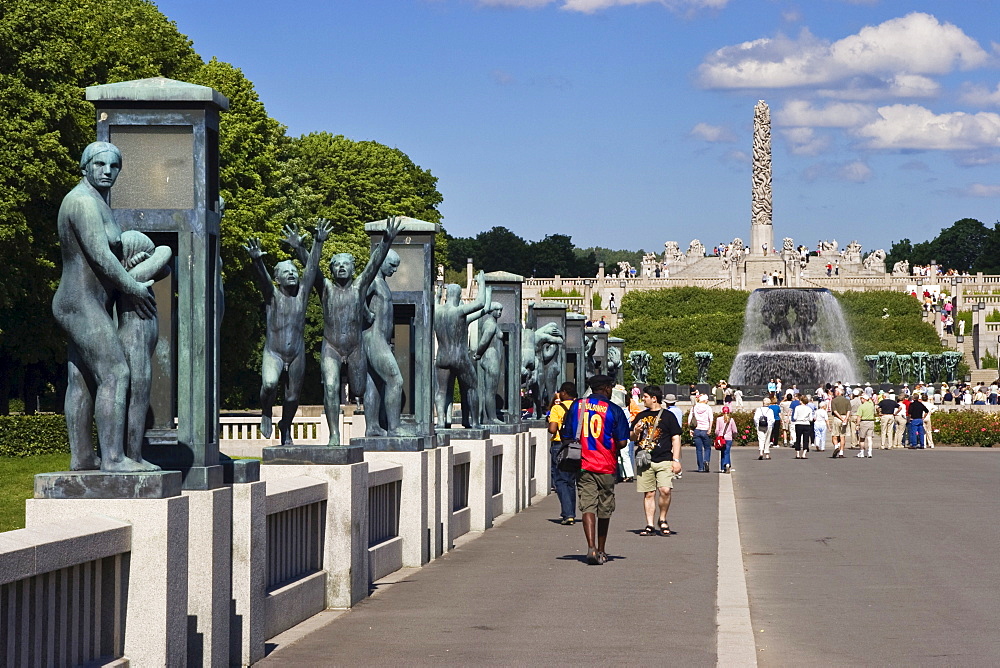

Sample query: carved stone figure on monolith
[584,334,599,377]
[629,350,651,385]
[606,345,622,383]
[118,231,172,469]
[475,299,504,424]
[434,272,489,428]
[289,216,400,445]
[52,142,160,472]
[662,352,681,384]
[246,218,330,445]
[695,351,714,384]
[363,247,404,436]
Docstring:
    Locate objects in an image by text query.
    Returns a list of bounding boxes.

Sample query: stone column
[749,100,773,256]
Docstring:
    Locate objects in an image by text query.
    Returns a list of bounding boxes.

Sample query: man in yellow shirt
[548,382,579,525]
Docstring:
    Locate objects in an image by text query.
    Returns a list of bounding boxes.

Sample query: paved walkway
[260,446,1000,666]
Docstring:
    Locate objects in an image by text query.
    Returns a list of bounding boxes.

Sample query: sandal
[586,547,600,565]
[639,525,656,536]
[658,521,671,536]
[596,551,608,565]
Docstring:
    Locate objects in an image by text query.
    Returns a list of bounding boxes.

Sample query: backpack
[757,411,768,430]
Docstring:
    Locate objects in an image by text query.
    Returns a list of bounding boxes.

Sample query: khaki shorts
[636,460,676,493]
[834,417,849,435]
[858,420,875,440]
[577,470,617,518]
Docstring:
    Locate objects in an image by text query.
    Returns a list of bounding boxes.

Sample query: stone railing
[0,515,131,666]
[12,420,552,666]
[263,475,328,640]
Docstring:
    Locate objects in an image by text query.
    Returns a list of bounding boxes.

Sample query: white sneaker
[867,452,872,458]
[857,451,865,458]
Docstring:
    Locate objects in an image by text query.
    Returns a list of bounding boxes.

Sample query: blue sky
[154,0,1000,256]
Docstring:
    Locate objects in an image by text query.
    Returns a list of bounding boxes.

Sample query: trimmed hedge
[0,415,74,457]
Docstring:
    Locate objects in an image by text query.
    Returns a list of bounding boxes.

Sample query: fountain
[729,288,858,388]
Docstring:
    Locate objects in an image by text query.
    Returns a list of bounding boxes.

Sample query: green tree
[187,59,296,407]
[884,238,913,271]
[474,227,530,276]
[283,133,444,402]
[0,0,202,412]
[973,223,1000,275]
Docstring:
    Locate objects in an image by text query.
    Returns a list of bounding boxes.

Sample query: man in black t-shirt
[876,394,899,450]
[630,385,683,536]
[907,393,929,448]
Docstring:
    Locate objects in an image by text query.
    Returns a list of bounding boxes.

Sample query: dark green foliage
[0,0,203,410]
[0,415,75,456]
[443,228,600,278]
[575,246,646,271]
[887,218,1000,273]
[614,288,749,385]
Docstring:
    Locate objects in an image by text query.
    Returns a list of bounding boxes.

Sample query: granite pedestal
[258,462,369,608]
[183,486,232,667]
[447,435,494,532]
[25,495,190,667]
[34,470,182,499]
[363,449,431,567]
[262,444,364,465]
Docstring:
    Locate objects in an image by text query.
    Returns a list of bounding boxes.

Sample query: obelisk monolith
[749,100,773,256]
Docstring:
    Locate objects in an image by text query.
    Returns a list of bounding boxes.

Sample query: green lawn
[0,454,70,532]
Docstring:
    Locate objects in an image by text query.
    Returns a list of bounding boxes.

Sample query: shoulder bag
[555,400,587,473]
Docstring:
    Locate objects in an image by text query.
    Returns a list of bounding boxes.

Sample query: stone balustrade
[12,424,545,666]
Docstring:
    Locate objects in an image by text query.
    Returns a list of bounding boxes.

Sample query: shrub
[931,410,1000,447]
[0,415,75,457]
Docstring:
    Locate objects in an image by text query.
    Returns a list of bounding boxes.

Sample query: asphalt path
[259,444,1000,666]
[737,445,1000,666]
[260,461,720,666]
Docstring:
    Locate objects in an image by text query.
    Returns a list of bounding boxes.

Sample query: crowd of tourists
[544,375,999,566]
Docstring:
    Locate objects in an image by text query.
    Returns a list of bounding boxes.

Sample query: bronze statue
[288,216,401,445]
[363,249,404,436]
[246,219,331,445]
[434,272,489,428]
[52,142,159,472]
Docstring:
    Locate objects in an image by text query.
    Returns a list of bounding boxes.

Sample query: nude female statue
[117,231,172,469]
[247,219,331,445]
[52,142,159,472]
[363,249,404,436]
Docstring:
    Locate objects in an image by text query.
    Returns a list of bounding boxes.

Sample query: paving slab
[734,446,1000,666]
[260,468,720,666]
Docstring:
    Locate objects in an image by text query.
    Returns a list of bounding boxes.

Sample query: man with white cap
[849,387,863,448]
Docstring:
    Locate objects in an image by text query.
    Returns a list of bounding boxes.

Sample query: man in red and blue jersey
[564,374,630,565]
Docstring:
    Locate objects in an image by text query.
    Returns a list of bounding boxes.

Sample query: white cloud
[690,122,737,142]
[856,104,1000,150]
[961,183,1000,197]
[776,100,878,128]
[782,127,830,156]
[802,160,873,183]
[698,12,988,94]
[476,0,728,12]
[961,83,1000,108]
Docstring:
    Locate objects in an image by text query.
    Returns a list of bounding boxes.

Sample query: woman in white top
[813,400,829,451]
[792,397,814,459]
[754,397,776,460]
